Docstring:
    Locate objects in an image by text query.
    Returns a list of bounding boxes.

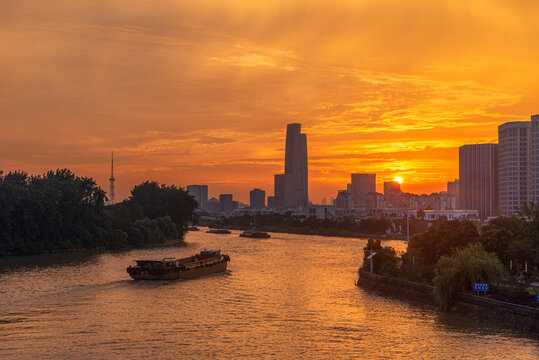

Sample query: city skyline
[3,1,539,203]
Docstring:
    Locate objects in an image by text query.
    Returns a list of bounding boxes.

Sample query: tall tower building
[273,123,308,207]
[108,151,116,205]
[459,144,498,218]
[531,114,539,205]
[350,173,376,208]
[498,121,531,216]
[250,188,266,209]
[187,185,208,209]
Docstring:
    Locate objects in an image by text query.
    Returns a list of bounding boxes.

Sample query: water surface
[0,229,537,359]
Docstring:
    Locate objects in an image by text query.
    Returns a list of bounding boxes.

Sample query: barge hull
[128,260,228,280]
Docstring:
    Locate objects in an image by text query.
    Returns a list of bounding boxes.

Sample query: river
[0,229,537,359]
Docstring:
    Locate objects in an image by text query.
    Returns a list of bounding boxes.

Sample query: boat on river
[239,229,271,238]
[187,226,199,231]
[206,229,231,234]
[126,250,230,280]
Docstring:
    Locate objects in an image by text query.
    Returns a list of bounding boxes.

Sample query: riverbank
[2,231,536,358]
[358,271,539,334]
[0,237,185,260]
[211,224,407,241]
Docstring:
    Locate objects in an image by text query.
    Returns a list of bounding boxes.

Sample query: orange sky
[1,0,539,203]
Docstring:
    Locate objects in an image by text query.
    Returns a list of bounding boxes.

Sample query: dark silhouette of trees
[0,169,196,257]
[407,219,479,266]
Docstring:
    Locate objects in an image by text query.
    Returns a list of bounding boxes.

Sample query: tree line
[220,213,397,237]
[0,169,197,257]
[361,203,539,310]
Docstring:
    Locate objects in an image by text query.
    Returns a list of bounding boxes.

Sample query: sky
[1,0,539,203]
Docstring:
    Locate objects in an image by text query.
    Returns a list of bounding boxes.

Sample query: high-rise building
[207,197,220,213]
[498,122,531,216]
[383,181,402,208]
[273,123,308,207]
[350,173,376,208]
[219,194,234,214]
[447,179,459,209]
[531,115,539,205]
[250,188,265,209]
[447,179,459,197]
[459,144,498,218]
[187,185,208,209]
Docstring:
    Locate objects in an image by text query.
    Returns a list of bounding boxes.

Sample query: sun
[394,176,403,184]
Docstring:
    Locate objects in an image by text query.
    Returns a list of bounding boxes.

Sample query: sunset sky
[2,0,539,203]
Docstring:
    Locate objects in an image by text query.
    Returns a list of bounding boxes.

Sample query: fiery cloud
[1,0,538,202]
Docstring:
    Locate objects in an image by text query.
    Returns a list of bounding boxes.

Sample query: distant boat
[206,229,231,234]
[239,212,270,238]
[187,226,199,231]
[126,250,230,280]
[239,229,270,238]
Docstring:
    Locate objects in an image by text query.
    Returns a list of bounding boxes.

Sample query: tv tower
[109,151,116,204]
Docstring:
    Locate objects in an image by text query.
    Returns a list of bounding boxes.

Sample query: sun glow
[394,176,403,184]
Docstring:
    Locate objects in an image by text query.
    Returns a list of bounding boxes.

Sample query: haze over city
[3,0,539,203]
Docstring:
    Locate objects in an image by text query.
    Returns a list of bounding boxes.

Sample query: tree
[0,170,195,257]
[129,181,197,228]
[361,238,400,276]
[480,216,524,266]
[407,219,479,267]
[433,243,504,311]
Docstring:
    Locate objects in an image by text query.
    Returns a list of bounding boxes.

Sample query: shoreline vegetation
[211,213,432,240]
[357,204,539,310]
[0,169,196,257]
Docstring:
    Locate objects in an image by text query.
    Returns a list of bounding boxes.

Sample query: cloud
[1,0,538,202]
[196,136,237,144]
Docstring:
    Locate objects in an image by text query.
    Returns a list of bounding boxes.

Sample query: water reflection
[0,229,537,359]
[0,251,102,272]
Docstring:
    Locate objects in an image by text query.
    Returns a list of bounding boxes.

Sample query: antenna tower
[109,151,116,204]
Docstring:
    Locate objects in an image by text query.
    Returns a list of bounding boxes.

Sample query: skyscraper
[350,173,376,208]
[250,188,265,209]
[531,114,539,205]
[498,121,531,216]
[187,185,208,209]
[273,123,308,207]
[459,144,498,218]
[219,194,234,214]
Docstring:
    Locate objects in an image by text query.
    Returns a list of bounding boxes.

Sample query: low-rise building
[306,205,335,219]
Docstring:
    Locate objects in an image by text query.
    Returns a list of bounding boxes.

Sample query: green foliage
[480,216,524,266]
[407,219,479,266]
[360,239,400,276]
[433,243,504,311]
[479,203,539,271]
[0,170,194,256]
[129,181,197,229]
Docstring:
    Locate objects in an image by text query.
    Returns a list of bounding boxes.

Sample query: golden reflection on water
[0,230,537,359]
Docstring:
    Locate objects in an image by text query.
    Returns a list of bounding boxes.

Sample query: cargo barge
[126,250,230,280]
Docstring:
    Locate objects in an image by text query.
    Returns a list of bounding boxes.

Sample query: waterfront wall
[357,271,539,333]
[357,271,437,307]
[457,293,538,333]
